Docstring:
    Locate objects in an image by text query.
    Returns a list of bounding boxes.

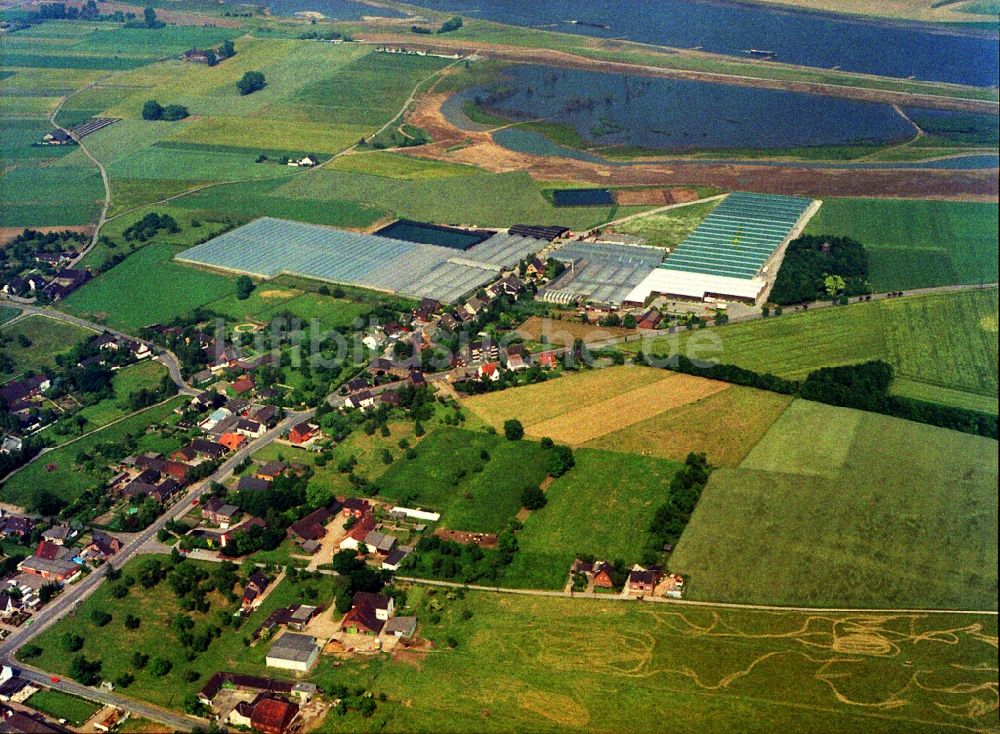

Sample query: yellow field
[583,385,794,466]
[463,365,666,428]
[464,366,736,446]
[517,316,636,347]
[527,373,730,445]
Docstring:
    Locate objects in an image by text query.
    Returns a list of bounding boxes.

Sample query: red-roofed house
[219,433,247,452]
[288,421,316,445]
[477,362,500,382]
[537,351,558,370]
[250,697,299,734]
[232,374,255,395]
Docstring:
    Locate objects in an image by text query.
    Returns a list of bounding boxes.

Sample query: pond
[469,65,918,153]
[412,0,999,86]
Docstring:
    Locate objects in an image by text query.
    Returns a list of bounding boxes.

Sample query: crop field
[502,449,680,590]
[274,169,647,231]
[671,399,999,609]
[314,591,999,734]
[326,151,478,180]
[204,288,372,330]
[464,365,731,445]
[0,165,104,227]
[0,315,95,376]
[62,244,236,330]
[804,198,998,291]
[614,198,722,247]
[376,427,552,532]
[516,315,635,347]
[1,396,187,510]
[583,385,794,467]
[627,289,999,412]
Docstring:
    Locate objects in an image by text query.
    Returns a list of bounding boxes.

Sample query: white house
[478,362,501,382]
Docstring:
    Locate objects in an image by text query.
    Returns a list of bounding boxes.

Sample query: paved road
[0,409,311,730]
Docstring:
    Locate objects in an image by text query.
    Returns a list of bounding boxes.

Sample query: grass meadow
[627,288,999,413]
[614,198,721,247]
[2,396,187,509]
[671,399,999,609]
[502,448,680,589]
[62,244,236,330]
[0,314,95,376]
[25,689,100,726]
[805,198,998,291]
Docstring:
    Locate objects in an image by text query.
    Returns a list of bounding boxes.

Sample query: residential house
[238,475,270,492]
[18,555,80,582]
[182,48,211,63]
[346,377,369,394]
[352,591,394,621]
[362,529,397,556]
[337,512,375,552]
[636,309,662,330]
[344,391,376,411]
[342,498,370,519]
[384,616,417,640]
[0,592,23,620]
[287,507,333,544]
[627,567,662,594]
[218,432,247,452]
[251,696,299,734]
[243,571,270,609]
[255,461,287,482]
[288,421,317,445]
[380,546,412,571]
[341,591,394,635]
[0,516,34,538]
[203,498,241,528]
[537,351,558,370]
[190,438,228,460]
[252,405,278,426]
[40,525,72,546]
[231,374,255,395]
[236,419,266,439]
[162,460,191,482]
[220,517,265,549]
[478,362,500,382]
[87,531,122,558]
[34,541,72,562]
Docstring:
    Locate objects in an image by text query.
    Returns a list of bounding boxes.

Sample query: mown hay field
[516,315,635,347]
[310,590,999,734]
[584,385,794,467]
[671,399,999,609]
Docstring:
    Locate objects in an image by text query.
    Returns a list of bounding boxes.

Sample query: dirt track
[399,92,998,200]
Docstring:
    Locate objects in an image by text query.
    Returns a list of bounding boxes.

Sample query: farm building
[265,633,320,672]
[625,192,819,305]
[175,218,549,304]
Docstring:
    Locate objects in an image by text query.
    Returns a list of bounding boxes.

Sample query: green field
[502,449,680,590]
[2,396,187,509]
[671,399,999,609]
[0,314,95,376]
[627,288,999,413]
[62,244,237,330]
[310,589,998,734]
[613,198,722,247]
[375,427,552,532]
[25,689,100,726]
[804,198,999,291]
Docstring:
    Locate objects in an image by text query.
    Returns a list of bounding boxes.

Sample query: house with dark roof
[627,567,662,594]
[236,419,265,438]
[243,571,270,610]
[88,531,122,558]
[190,438,227,460]
[238,475,270,492]
[287,507,332,543]
[255,461,287,482]
[250,696,299,734]
[289,421,317,444]
[341,498,370,518]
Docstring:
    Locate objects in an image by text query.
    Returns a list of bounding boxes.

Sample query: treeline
[411,15,463,34]
[801,361,998,439]
[635,353,996,439]
[770,235,871,305]
[643,453,710,564]
[30,0,131,22]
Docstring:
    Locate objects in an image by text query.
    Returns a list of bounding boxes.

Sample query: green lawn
[0,315,95,377]
[614,198,721,247]
[375,427,552,533]
[804,198,999,291]
[2,396,187,509]
[502,449,680,590]
[61,244,237,331]
[671,399,999,609]
[308,589,998,734]
[627,288,999,412]
[25,689,100,726]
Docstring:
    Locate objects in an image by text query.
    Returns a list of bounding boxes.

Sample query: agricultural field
[804,198,999,291]
[671,399,999,609]
[1,396,187,510]
[375,427,552,532]
[464,365,732,445]
[25,689,100,726]
[626,288,999,413]
[204,288,373,330]
[502,449,680,590]
[326,151,479,180]
[516,315,635,348]
[583,385,794,467]
[61,244,237,330]
[312,590,999,734]
[613,198,722,247]
[0,314,95,376]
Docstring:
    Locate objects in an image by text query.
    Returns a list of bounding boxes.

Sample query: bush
[141,99,163,121]
[235,275,255,300]
[90,609,112,627]
[236,71,266,96]
[124,614,141,630]
[503,419,524,441]
[520,486,546,510]
[149,658,172,676]
[60,633,84,652]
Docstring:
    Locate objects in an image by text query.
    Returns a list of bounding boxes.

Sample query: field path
[396,576,999,615]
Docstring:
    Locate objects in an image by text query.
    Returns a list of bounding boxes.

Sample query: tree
[149,658,172,676]
[503,419,524,441]
[161,104,189,121]
[235,275,255,300]
[90,609,112,627]
[20,644,42,659]
[124,614,141,630]
[60,633,84,652]
[236,71,266,96]
[69,655,102,686]
[115,672,135,688]
[131,652,149,669]
[142,100,164,121]
[824,273,847,297]
[220,39,236,58]
[546,445,574,478]
[143,6,157,27]
[38,582,59,603]
[521,486,546,510]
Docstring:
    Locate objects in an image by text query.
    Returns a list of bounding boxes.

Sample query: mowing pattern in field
[358,592,998,734]
[804,198,998,291]
[671,399,999,609]
[464,366,730,445]
[502,448,680,590]
[177,217,547,303]
[583,385,794,467]
[628,288,999,413]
